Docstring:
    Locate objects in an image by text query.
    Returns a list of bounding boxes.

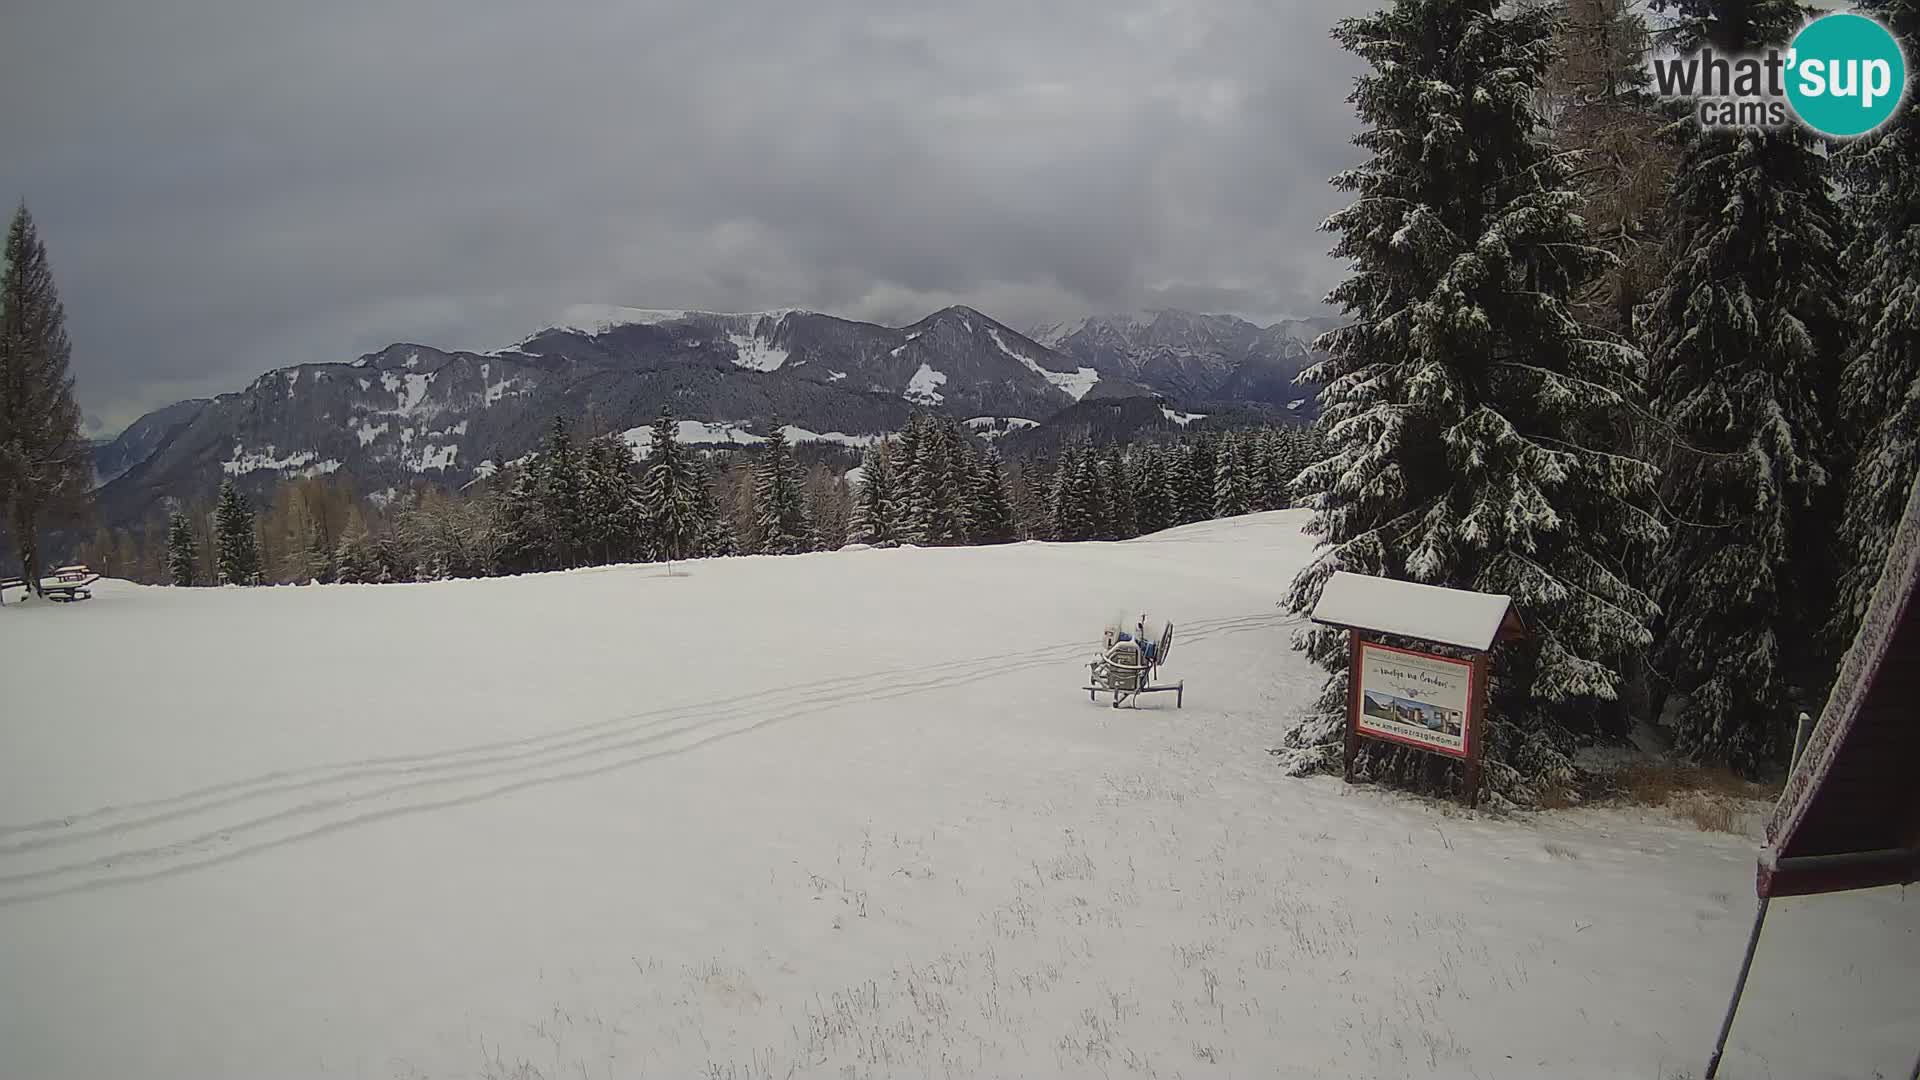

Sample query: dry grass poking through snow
[1592,763,1781,835]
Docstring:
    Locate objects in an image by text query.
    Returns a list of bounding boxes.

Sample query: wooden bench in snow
[0,566,101,604]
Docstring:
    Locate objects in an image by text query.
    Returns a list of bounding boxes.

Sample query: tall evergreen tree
[945,425,978,545]
[1183,435,1218,522]
[850,439,905,546]
[640,411,706,564]
[1271,429,1305,506]
[1279,0,1666,801]
[542,417,589,568]
[893,414,929,535]
[493,417,603,573]
[1642,0,1850,771]
[1049,440,1096,541]
[1133,444,1178,535]
[904,424,965,545]
[1828,0,1920,656]
[0,204,89,591]
[166,510,197,586]
[1164,443,1198,524]
[1085,442,1114,539]
[969,445,1018,545]
[495,460,552,573]
[1010,454,1049,540]
[1247,431,1277,512]
[1213,432,1252,518]
[1104,447,1137,539]
[212,480,262,585]
[692,460,737,558]
[752,422,813,554]
[583,433,643,564]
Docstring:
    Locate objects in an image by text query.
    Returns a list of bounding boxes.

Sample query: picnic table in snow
[0,566,101,604]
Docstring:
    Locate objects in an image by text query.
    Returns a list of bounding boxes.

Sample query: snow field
[0,511,1913,1079]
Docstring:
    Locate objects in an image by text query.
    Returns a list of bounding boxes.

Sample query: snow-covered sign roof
[1309,571,1517,652]
[1761,473,1920,899]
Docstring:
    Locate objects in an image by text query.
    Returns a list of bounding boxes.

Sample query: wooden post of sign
[1464,651,1490,808]
[1343,629,1362,784]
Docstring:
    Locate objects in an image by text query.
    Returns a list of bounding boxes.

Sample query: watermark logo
[1650,12,1908,137]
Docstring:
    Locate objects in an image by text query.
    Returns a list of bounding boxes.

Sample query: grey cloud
[1,0,1373,431]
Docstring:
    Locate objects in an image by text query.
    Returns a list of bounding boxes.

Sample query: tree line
[82,411,1322,587]
[1273,0,1920,803]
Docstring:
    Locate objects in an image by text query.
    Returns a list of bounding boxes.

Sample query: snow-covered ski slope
[0,511,1912,1079]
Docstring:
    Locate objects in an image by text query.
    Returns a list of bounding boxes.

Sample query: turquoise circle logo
[1786,13,1908,137]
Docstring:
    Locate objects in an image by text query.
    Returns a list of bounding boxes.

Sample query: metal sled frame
[1085,621,1183,709]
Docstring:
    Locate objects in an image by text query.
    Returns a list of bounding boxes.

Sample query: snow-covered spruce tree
[1104,447,1138,539]
[905,424,962,545]
[166,510,197,586]
[970,445,1019,544]
[1049,440,1095,541]
[494,458,552,573]
[1272,428,1304,507]
[1084,442,1114,539]
[1278,0,1666,802]
[850,439,904,546]
[1247,431,1277,512]
[543,418,591,568]
[1827,0,1920,658]
[1010,453,1049,539]
[752,422,813,554]
[640,411,705,564]
[212,480,262,585]
[940,422,977,545]
[892,414,928,537]
[1131,444,1174,535]
[584,433,644,565]
[0,204,90,591]
[1151,443,1182,532]
[1183,434,1217,522]
[1213,432,1252,518]
[1642,0,1850,772]
[693,461,736,557]
[1163,443,1197,524]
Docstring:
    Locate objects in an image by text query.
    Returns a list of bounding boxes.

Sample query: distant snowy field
[0,511,1912,1079]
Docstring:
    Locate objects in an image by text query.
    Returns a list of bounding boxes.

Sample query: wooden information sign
[1310,571,1522,807]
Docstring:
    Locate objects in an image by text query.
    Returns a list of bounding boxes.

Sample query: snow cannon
[1086,614,1181,709]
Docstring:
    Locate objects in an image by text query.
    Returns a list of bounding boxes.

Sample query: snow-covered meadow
[0,511,1912,1079]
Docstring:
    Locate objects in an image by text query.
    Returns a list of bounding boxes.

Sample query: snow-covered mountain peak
[547,305,806,339]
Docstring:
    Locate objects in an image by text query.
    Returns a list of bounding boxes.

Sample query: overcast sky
[2,0,1371,434]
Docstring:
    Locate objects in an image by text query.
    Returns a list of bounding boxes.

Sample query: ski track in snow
[0,613,1296,907]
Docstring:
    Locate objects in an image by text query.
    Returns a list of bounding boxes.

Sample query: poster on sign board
[1353,642,1474,759]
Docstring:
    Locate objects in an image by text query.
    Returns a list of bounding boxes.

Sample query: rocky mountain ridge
[88,304,1329,530]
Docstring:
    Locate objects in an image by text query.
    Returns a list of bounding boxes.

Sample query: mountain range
[87,305,1336,530]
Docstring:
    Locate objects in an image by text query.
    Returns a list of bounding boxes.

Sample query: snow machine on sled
[1085,615,1182,709]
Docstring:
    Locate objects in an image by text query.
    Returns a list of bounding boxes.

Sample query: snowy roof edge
[1763,471,1920,879]
[1308,571,1515,652]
